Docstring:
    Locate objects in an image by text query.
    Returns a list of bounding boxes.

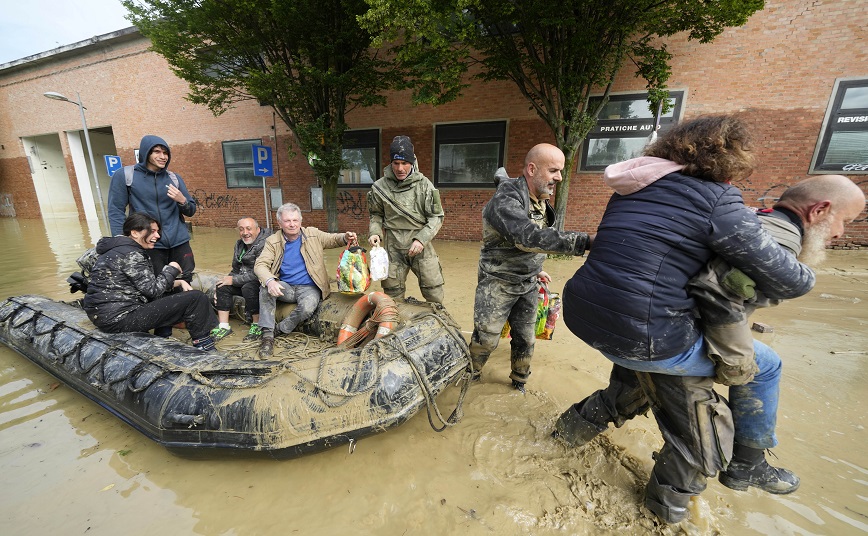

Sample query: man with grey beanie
[367,135,445,303]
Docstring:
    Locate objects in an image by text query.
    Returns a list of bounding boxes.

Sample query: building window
[222,139,261,188]
[811,78,868,174]
[579,90,685,172]
[435,121,507,186]
[340,129,379,186]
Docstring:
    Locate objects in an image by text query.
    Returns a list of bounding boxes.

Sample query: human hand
[345,231,358,245]
[408,239,424,257]
[175,279,193,291]
[369,235,381,247]
[267,279,285,297]
[166,184,186,204]
[537,271,551,284]
[168,261,182,274]
[217,275,233,287]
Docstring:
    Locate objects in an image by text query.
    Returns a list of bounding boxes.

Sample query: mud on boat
[0,274,471,459]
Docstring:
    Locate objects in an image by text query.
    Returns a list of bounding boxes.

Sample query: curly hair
[644,114,756,182]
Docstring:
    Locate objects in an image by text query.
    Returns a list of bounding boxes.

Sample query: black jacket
[563,171,815,361]
[228,229,270,286]
[83,236,180,328]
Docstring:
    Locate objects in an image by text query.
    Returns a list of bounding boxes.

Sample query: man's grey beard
[798,219,831,267]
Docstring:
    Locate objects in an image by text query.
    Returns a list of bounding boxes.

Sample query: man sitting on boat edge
[211,217,271,342]
[254,202,358,358]
[83,212,219,351]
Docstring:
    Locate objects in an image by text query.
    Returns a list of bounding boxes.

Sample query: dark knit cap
[389,136,415,163]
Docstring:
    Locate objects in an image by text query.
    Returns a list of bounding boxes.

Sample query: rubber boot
[644,472,692,524]
[552,402,607,447]
[719,445,800,494]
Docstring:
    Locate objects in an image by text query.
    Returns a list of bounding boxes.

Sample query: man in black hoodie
[83,212,218,351]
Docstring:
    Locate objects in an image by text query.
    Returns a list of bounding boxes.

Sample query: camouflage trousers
[381,230,444,303]
[469,273,538,384]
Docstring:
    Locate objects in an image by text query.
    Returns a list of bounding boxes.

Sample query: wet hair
[123,212,159,237]
[644,114,756,182]
[276,203,302,222]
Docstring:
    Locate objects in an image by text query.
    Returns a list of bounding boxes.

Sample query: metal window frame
[809,76,868,175]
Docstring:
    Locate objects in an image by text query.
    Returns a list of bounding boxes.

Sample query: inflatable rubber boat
[0,274,470,459]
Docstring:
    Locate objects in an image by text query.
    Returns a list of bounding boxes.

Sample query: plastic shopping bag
[369,246,389,281]
[501,285,554,339]
[336,240,371,294]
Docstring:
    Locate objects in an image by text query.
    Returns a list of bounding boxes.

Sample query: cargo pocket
[418,254,444,288]
[695,394,734,476]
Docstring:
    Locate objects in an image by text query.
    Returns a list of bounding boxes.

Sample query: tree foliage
[123,0,398,231]
[361,0,764,229]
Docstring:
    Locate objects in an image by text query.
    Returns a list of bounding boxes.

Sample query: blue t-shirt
[280,236,315,286]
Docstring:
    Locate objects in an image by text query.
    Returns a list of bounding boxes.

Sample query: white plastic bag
[369,246,389,281]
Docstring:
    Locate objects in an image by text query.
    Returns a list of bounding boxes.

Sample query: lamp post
[43,91,109,228]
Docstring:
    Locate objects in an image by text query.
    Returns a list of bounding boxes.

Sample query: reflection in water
[1,219,867,535]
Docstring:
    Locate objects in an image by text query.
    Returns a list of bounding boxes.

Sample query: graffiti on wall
[337,190,366,219]
[191,189,240,214]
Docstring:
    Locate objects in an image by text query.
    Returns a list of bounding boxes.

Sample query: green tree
[123,0,397,231]
[361,0,764,229]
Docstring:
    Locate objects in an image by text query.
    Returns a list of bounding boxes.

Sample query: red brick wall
[1,0,866,245]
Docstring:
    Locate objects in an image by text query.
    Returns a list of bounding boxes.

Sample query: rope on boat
[3,298,470,428]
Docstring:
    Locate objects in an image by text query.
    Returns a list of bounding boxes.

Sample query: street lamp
[43,91,109,228]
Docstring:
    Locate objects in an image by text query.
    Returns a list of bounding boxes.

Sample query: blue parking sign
[252,145,273,177]
[104,155,122,177]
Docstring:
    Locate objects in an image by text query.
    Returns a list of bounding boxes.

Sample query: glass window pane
[841,87,868,109]
[586,137,649,167]
[224,141,254,164]
[596,98,676,120]
[824,130,868,163]
[227,167,259,188]
[438,142,500,184]
[340,147,377,184]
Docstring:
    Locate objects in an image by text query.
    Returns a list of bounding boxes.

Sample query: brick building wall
[1,0,866,244]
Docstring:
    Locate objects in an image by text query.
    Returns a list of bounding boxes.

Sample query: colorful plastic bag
[369,245,389,281]
[336,240,371,294]
[501,284,557,340]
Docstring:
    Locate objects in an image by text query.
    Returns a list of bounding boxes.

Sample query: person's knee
[752,341,782,380]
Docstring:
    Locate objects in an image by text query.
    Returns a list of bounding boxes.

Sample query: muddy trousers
[215,280,260,320]
[469,274,537,384]
[381,235,444,303]
[570,335,785,511]
[258,283,320,336]
[99,290,217,340]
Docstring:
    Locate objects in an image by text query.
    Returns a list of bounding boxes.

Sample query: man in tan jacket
[254,202,357,357]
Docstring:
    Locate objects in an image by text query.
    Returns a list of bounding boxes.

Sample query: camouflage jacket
[479,168,590,293]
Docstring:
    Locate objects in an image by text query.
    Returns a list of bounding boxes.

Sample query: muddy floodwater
[1,217,866,536]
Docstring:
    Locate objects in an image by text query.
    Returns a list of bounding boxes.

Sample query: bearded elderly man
[210,217,271,342]
[469,143,593,393]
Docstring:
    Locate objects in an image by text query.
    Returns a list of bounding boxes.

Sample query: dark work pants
[215,280,260,320]
[148,242,195,335]
[148,242,195,283]
[104,291,218,340]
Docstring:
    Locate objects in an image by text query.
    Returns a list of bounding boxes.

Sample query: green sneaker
[244,323,263,342]
[210,326,232,341]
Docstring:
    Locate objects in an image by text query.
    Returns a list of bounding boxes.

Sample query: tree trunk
[322,177,339,232]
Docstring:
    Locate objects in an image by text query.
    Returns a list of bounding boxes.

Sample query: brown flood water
[1,217,866,536]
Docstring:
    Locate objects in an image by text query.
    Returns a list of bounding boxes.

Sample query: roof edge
[0,26,142,73]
